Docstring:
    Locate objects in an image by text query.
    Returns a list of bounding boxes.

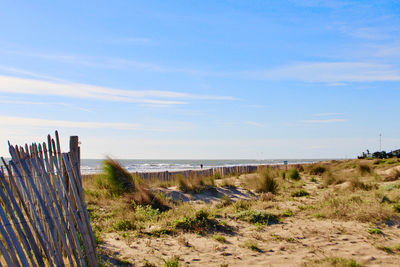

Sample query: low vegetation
[84,158,400,266]
[177,175,215,193]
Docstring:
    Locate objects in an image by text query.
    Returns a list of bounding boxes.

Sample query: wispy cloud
[5,50,210,75]
[0,99,92,112]
[343,27,392,40]
[245,121,265,127]
[312,113,345,117]
[104,37,154,45]
[0,74,234,105]
[300,119,348,124]
[0,115,140,130]
[247,62,400,83]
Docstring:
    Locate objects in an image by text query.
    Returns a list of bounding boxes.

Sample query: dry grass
[244,167,279,193]
[309,189,397,223]
[84,157,400,265]
[177,174,215,193]
[385,169,400,181]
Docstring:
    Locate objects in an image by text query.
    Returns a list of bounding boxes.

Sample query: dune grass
[86,157,400,265]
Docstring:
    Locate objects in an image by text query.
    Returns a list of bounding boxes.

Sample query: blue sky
[0,0,399,159]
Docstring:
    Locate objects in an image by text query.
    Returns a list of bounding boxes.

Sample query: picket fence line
[0,131,97,267]
[133,163,305,181]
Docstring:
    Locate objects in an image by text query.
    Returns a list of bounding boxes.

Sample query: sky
[0,0,399,159]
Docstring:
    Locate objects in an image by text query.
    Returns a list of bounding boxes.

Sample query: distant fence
[0,131,97,266]
[133,164,306,181]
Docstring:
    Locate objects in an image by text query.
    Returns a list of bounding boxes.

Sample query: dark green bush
[237,210,279,226]
[309,165,326,175]
[288,169,300,180]
[291,189,309,197]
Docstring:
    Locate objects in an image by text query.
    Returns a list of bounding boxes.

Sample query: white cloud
[344,27,391,40]
[0,99,92,112]
[0,115,140,130]
[0,74,234,105]
[245,121,265,127]
[247,62,400,83]
[300,119,348,124]
[312,113,345,117]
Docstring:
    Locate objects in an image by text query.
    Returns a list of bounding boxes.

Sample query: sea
[80,159,328,175]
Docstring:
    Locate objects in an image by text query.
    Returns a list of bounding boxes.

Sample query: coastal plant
[236,209,279,225]
[217,195,232,208]
[213,234,227,243]
[99,158,135,195]
[282,209,293,217]
[220,178,236,188]
[394,204,400,213]
[357,163,371,175]
[113,219,135,231]
[258,192,275,201]
[291,189,309,197]
[312,191,396,223]
[255,169,279,194]
[244,167,279,193]
[177,175,215,193]
[309,165,327,175]
[349,177,375,191]
[368,228,383,235]
[233,199,251,211]
[288,169,300,180]
[322,171,343,187]
[173,209,228,234]
[385,169,400,181]
[163,256,180,267]
[302,257,362,267]
[242,240,261,252]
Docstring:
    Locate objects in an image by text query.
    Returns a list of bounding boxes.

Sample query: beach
[85,158,400,266]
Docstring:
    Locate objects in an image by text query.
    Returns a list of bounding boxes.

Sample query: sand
[98,166,400,266]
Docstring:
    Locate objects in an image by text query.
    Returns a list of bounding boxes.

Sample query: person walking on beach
[200,164,203,169]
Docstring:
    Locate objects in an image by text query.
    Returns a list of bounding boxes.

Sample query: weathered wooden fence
[0,131,97,266]
[133,164,305,181]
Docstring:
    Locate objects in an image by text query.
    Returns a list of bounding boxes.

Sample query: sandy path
[101,216,400,266]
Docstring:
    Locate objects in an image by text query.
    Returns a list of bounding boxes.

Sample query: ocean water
[81,159,328,174]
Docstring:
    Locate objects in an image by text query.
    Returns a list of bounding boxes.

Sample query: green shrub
[233,199,251,211]
[163,256,180,267]
[393,204,400,213]
[291,189,309,197]
[243,240,260,251]
[113,219,135,231]
[255,170,279,194]
[309,165,326,175]
[237,210,279,225]
[368,228,383,235]
[173,210,227,234]
[282,209,293,217]
[217,195,232,208]
[213,234,227,243]
[100,158,135,195]
[288,169,300,180]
